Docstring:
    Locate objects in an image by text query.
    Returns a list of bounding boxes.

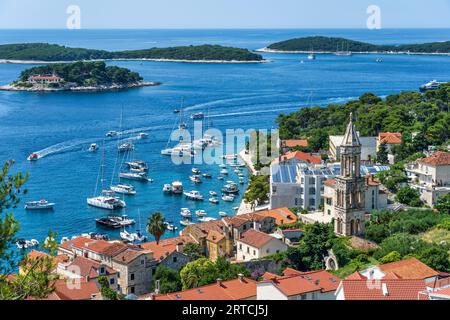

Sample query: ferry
[110,184,136,195]
[87,196,126,210]
[171,181,183,194]
[27,153,39,161]
[184,190,204,201]
[420,80,443,92]
[25,200,55,210]
[88,143,99,152]
[190,112,205,120]
[119,172,152,182]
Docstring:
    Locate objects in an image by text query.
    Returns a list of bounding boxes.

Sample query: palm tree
[146,212,166,245]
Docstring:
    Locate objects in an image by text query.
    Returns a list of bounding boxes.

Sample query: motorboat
[171,181,183,194]
[198,217,215,223]
[219,211,228,217]
[89,232,109,241]
[165,222,178,231]
[192,168,201,174]
[138,132,149,139]
[190,175,202,184]
[180,219,195,227]
[209,191,218,197]
[118,142,135,153]
[218,176,224,181]
[120,229,135,242]
[233,169,242,174]
[163,184,172,193]
[184,190,204,201]
[25,200,55,210]
[180,208,192,218]
[126,160,148,172]
[16,239,28,250]
[239,177,245,184]
[202,173,212,178]
[119,172,152,182]
[222,195,235,202]
[173,109,181,114]
[96,217,121,228]
[88,143,99,152]
[110,184,136,195]
[209,197,219,204]
[179,122,187,130]
[116,215,136,227]
[223,154,238,160]
[222,183,239,194]
[219,164,227,168]
[420,80,443,92]
[27,153,39,161]
[307,53,316,60]
[191,112,205,120]
[229,163,245,168]
[195,210,207,217]
[220,169,229,175]
[87,196,126,210]
[106,131,118,137]
[29,239,39,247]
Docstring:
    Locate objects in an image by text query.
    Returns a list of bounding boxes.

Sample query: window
[130,273,135,281]
[309,177,316,184]
[173,256,178,263]
[247,247,250,254]
[266,249,270,254]
[239,244,242,250]
[110,278,115,285]
[253,250,256,255]
[130,287,135,294]
[295,198,298,206]
[272,186,277,193]
[141,259,145,265]
[100,267,105,274]
[152,268,156,275]
[309,187,316,195]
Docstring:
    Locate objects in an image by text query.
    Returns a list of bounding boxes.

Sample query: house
[28,75,63,84]
[58,237,155,296]
[405,151,450,206]
[335,279,428,300]
[140,235,194,270]
[258,268,340,300]
[358,258,440,284]
[223,213,276,239]
[205,230,228,262]
[377,132,402,159]
[255,207,298,227]
[323,175,388,218]
[150,275,257,300]
[235,229,288,262]
[272,150,322,166]
[329,134,377,161]
[273,228,303,246]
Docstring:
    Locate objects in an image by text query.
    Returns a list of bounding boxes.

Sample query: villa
[235,229,288,262]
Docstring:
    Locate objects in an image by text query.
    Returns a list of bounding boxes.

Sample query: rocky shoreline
[0,81,161,92]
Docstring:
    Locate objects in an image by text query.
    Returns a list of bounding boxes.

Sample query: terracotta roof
[346,271,367,280]
[154,277,256,300]
[64,256,117,278]
[429,287,450,299]
[282,269,340,293]
[59,237,127,257]
[378,132,402,144]
[282,139,309,148]
[254,207,298,226]
[53,279,100,300]
[366,175,381,186]
[112,248,149,264]
[237,229,275,249]
[340,279,428,300]
[418,151,450,167]
[324,179,337,187]
[223,212,269,228]
[140,236,195,262]
[273,151,322,165]
[206,230,226,244]
[26,250,69,269]
[378,258,439,280]
[182,220,226,240]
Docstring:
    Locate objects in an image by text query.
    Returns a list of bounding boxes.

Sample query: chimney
[217,278,223,287]
[382,283,389,296]
[238,274,245,282]
[176,243,184,253]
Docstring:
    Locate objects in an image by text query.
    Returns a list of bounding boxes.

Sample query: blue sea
[2,28,450,244]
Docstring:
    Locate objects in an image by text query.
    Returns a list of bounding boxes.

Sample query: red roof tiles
[340,279,428,300]
[418,151,450,167]
[378,258,439,280]
[274,151,322,165]
[237,229,275,249]
[254,207,298,226]
[282,139,309,148]
[378,132,402,145]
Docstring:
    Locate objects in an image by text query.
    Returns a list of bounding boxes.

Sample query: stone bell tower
[333,113,366,236]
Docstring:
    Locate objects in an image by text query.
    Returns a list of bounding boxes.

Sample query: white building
[329,134,377,161]
[405,151,450,206]
[235,229,287,262]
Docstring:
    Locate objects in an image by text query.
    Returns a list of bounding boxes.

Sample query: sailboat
[335,42,352,56]
[87,142,126,210]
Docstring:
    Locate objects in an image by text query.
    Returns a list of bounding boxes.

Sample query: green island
[0,43,264,63]
[0,61,160,92]
[263,36,450,54]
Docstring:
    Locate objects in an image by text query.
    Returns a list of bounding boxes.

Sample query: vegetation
[179,256,250,290]
[182,243,203,260]
[0,43,263,62]
[0,161,57,300]
[98,276,122,300]
[436,194,450,215]
[17,61,143,88]
[395,186,423,207]
[243,175,270,210]
[146,212,166,245]
[277,88,450,155]
[152,266,182,294]
[267,36,450,53]
[376,141,389,164]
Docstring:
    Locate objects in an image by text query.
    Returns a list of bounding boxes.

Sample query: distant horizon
[2,27,450,30]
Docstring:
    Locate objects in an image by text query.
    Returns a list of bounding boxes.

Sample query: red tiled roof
[65,256,117,278]
[59,237,127,257]
[340,279,428,300]
[140,235,195,262]
[429,287,450,299]
[154,277,256,300]
[206,230,226,244]
[254,207,298,226]
[274,151,322,165]
[324,179,337,187]
[53,279,100,300]
[237,229,275,249]
[282,139,309,148]
[346,271,367,280]
[378,132,402,144]
[378,258,439,280]
[112,248,149,264]
[418,151,450,167]
[282,269,340,293]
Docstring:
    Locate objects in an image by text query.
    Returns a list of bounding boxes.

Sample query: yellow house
[206,230,230,262]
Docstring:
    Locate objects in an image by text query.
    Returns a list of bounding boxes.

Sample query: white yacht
[190,175,202,184]
[307,53,316,60]
[198,217,215,223]
[25,200,55,210]
[222,195,235,202]
[171,181,183,194]
[106,131,118,137]
[209,197,219,204]
[115,215,136,227]
[87,195,126,210]
[138,132,149,139]
[220,169,229,175]
[184,190,204,201]
[118,142,135,153]
[209,191,218,197]
[119,172,152,182]
[120,229,135,242]
[88,143,99,152]
[195,210,207,217]
[165,222,178,232]
[163,184,172,193]
[420,80,443,92]
[180,208,192,218]
[180,219,195,227]
[110,184,136,195]
[126,160,148,172]
[192,168,201,174]
[191,112,205,120]
[219,211,228,217]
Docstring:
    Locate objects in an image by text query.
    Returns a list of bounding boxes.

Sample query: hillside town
[6,112,449,301]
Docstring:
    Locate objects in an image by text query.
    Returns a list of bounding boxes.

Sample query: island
[0,61,160,92]
[0,43,265,63]
[260,36,450,54]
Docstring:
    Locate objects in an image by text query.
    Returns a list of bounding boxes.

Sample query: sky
[1,0,450,29]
